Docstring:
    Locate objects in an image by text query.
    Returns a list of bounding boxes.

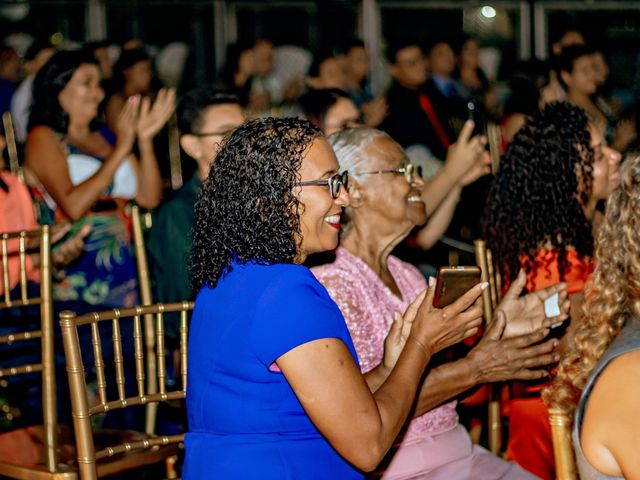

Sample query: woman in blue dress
[184,117,487,479]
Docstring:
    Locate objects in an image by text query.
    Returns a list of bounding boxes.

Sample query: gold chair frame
[0,226,75,478]
[59,301,192,480]
[474,239,503,455]
[549,407,578,480]
[130,204,159,435]
[2,112,24,181]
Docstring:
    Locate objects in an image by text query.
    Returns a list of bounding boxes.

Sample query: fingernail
[553,340,559,347]
[128,96,136,103]
[555,354,561,361]
[428,276,435,287]
[481,282,489,290]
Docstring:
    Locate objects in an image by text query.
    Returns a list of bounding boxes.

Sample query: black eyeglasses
[355,164,423,184]
[295,171,349,199]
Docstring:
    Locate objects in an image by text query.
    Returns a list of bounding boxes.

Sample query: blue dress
[184,260,363,479]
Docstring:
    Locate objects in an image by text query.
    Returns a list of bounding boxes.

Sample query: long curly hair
[544,153,640,414]
[483,102,594,287]
[190,117,322,290]
[29,50,101,134]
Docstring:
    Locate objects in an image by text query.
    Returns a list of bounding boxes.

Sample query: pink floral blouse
[312,247,459,442]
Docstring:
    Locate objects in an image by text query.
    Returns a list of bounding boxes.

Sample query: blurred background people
[9,38,56,143]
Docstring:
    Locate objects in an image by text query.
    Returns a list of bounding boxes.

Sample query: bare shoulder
[24,126,65,169]
[582,349,640,478]
[26,125,60,144]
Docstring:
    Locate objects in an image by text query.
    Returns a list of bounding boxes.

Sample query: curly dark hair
[29,50,100,134]
[190,117,322,290]
[483,102,595,287]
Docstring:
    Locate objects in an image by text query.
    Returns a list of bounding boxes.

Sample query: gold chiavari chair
[130,205,158,435]
[1,112,24,182]
[549,408,578,480]
[59,301,193,480]
[167,114,183,191]
[474,239,503,455]
[0,226,75,478]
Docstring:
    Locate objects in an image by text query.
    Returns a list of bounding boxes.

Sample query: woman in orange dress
[483,101,621,479]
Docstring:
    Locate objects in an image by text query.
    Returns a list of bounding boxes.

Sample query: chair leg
[165,454,178,479]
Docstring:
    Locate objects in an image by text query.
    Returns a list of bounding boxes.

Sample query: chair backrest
[0,226,57,472]
[486,121,502,175]
[474,239,501,321]
[59,301,193,480]
[167,114,183,191]
[130,204,158,434]
[1,112,23,181]
[549,407,578,480]
[473,239,503,455]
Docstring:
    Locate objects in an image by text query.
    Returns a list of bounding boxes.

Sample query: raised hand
[408,278,486,356]
[114,95,140,153]
[443,120,488,185]
[137,88,176,141]
[466,311,559,383]
[495,269,570,338]
[362,96,388,128]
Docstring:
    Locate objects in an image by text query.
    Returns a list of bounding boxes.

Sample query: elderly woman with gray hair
[312,127,569,479]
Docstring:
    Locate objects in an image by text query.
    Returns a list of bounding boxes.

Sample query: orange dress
[505,249,592,480]
[0,172,39,296]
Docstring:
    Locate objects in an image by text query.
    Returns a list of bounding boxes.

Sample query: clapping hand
[382,290,426,372]
[466,311,559,383]
[409,278,486,357]
[137,88,176,141]
[494,269,570,338]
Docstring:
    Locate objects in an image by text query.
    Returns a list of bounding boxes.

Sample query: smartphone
[432,266,482,309]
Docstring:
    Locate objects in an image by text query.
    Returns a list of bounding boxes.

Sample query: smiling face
[356,136,426,233]
[296,138,349,260]
[57,63,104,122]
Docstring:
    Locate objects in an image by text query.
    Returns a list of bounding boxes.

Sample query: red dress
[505,249,592,480]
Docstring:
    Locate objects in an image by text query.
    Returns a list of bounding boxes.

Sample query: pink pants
[374,424,539,480]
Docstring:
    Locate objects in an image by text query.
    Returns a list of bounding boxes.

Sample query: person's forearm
[135,139,162,209]
[412,358,477,418]
[422,165,459,215]
[363,364,391,392]
[368,339,432,459]
[416,186,461,249]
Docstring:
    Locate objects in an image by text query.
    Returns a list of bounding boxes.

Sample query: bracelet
[408,337,432,362]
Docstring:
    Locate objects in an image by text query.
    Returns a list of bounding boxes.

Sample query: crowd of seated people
[0,22,638,479]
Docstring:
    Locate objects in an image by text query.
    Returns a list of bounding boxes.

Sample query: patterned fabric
[312,247,459,441]
[31,134,139,309]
